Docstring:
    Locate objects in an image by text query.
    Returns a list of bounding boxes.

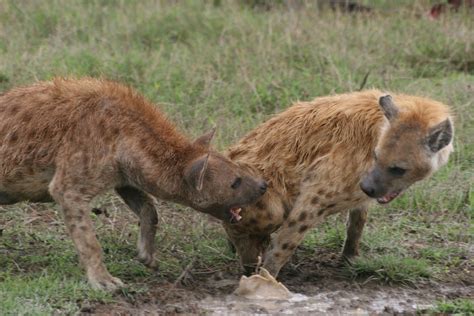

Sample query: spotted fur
[224,90,453,276]
[0,78,266,290]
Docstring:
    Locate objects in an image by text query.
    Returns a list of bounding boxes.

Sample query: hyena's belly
[0,165,55,204]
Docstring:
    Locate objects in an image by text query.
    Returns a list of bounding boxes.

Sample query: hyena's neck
[119,131,197,201]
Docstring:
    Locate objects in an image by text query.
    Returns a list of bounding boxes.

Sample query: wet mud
[90,253,472,315]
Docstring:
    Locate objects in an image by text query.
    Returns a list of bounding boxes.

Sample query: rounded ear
[427,119,453,152]
[193,127,216,148]
[184,154,210,191]
[379,95,399,122]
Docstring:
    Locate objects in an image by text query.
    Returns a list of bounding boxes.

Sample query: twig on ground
[174,260,195,287]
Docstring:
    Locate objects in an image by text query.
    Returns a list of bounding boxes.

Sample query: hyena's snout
[360,173,384,198]
[360,166,391,198]
[243,178,267,202]
[360,167,403,204]
[244,176,267,197]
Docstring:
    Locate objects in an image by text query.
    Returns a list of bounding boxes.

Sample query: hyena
[0,78,267,290]
[224,90,453,276]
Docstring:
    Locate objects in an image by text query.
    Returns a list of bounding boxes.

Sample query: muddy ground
[89,249,473,315]
[2,201,472,315]
[86,202,472,315]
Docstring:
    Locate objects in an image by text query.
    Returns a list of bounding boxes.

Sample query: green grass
[345,255,433,284]
[0,274,111,315]
[0,0,473,314]
[427,298,474,315]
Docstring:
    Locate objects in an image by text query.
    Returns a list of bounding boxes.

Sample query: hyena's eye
[388,166,406,176]
[231,177,242,189]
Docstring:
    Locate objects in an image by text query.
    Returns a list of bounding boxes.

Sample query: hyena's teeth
[377,191,401,204]
[230,207,243,221]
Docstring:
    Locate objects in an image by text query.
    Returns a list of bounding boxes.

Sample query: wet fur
[0,78,265,289]
[224,90,453,275]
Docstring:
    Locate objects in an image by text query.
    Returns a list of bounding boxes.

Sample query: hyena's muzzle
[360,165,406,204]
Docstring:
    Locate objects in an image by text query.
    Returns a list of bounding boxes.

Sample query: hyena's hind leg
[342,207,368,260]
[116,186,158,268]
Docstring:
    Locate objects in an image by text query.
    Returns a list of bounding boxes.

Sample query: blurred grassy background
[0,0,472,314]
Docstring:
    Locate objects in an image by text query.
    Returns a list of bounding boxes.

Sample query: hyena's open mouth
[229,206,243,223]
[376,190,403,204]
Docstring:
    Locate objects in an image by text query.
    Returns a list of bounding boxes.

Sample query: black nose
[259,181,267,194]
[360,182,375,197]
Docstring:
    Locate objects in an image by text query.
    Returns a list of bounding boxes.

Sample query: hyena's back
[0,78,181,203]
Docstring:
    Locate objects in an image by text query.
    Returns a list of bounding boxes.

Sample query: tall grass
[1,0,471,208]
[0,1,472,313]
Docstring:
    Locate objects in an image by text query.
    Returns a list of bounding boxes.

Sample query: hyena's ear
[193,127,216,148]
[378,95,398,122]
[184,154,210,191]
[427,119,453,152]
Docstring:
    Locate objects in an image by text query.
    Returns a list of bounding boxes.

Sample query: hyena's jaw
[376,189,403,204]
[360,169,406,204]
[197,203,245,224]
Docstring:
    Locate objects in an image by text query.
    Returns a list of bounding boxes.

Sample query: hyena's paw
[341,244,360,263]
[88,270,125,291]
[341,252,359,266]
[138,252,158,270]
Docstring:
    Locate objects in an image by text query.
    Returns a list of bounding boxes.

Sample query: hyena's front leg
[263,190,329,277]
[50,192,124,290]
[342,207,368,260]
[49,167,123,291]
[116,186,158,268]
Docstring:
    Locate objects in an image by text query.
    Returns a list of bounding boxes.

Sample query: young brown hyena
[0,78,267,290]
[224,90,453,276]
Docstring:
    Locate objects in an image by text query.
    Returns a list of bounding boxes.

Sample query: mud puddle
[90,250,472,315]
[89,267,472,315]
[198,281,472,315]
[194,252,473,315]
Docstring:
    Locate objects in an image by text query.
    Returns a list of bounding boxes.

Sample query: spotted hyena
[224,90,453,276]
[0,78,267,290]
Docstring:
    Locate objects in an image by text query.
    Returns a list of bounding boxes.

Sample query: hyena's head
[183,128,267,223]
[360,95,453,204]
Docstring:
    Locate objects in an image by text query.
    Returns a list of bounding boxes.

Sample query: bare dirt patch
[89,248,473,315]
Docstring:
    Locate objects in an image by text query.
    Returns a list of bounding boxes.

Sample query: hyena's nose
[360,181,376,198]
[259,181,268,194]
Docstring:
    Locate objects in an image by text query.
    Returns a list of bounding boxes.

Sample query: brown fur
[223,90,453,276]
[0,78,266,290]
